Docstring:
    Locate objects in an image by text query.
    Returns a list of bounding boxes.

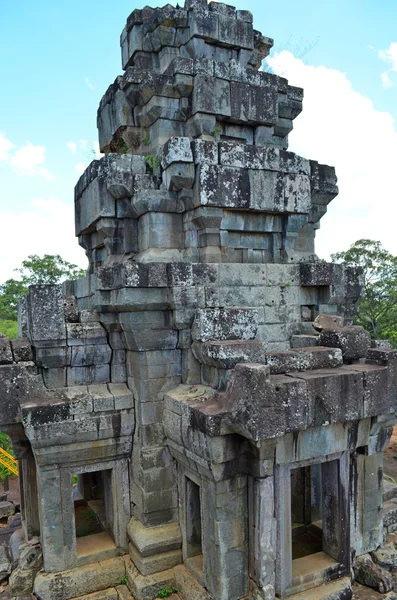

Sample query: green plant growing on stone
[141,131,151,146]
[145,154,161,170]
[110,137,129,154]
[120,575,128,585]
[211,127,222,140]
[156,587,177,598]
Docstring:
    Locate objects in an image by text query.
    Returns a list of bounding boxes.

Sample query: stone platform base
[33,556,126,600]
[287,577,352,600]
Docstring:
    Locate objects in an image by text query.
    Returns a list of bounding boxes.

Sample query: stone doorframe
[37,457,130,572]
[274,450,350,598]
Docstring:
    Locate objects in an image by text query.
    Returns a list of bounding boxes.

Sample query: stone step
[174,564,212,600]
[288,576,352,600]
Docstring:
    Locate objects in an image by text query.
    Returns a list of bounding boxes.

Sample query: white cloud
[10,142,54,180]
[378,42,397,71]
[0,198,87,283]
[66,141,77,153]
[75,162,88,174]
[0,133,13,161]
[85,77,94,90]
[381,71,393,89]
[266,51,397,259]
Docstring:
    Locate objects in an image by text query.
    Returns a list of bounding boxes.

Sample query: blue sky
[1,0,396,282]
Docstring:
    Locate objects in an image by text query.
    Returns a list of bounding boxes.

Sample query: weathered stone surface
[10,339,33,363]
[34,557,126,600]
[2,3,396,600]
[354,554,393,594]
[372,541,397,570]
[0,339,13,364]
[192,308,259,342]
[9,566,36,595]
[127,518,181,557]
[72,589,118,600]
[319,326,371,360]
[0,502,15,519]
[175,564,212,600]
[0,545,11,582]
[265,346,342,373]
[313,313,344,332]
[192,339,267,368]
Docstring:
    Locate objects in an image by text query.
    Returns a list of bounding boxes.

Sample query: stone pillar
[274,464,292,597]
[36,466,76,572]
[351,452,384,555]
[248,476,276,594]
[202,476,248,600]
[6,426,40,541]
[20,451,40,539]
[322,452,349,565]
[127,347,180,528]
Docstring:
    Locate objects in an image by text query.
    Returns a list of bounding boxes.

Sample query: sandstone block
[34,556,126,600]
[319,325,371,360]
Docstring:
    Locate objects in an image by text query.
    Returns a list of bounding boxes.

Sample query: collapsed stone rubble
[1,1,397,599]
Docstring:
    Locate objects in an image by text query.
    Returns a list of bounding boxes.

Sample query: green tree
[15,254,85,286]
[331,239,397,344]
[0,279,28,321]
[0,254,85,336]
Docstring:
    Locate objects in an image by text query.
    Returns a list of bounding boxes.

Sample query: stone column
[351,451,384,555]
[202,476,248,600]
[248,476,276,594]
[274,464,292,597]
[36,466,76,572]
[20,451,40,539]
[322,452,349,565]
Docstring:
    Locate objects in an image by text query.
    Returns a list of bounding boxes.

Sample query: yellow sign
[0,447,18,477]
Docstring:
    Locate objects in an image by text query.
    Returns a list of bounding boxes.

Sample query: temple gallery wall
[1,1,397,599]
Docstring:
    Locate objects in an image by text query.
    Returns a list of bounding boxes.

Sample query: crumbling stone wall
[1,1,397,599]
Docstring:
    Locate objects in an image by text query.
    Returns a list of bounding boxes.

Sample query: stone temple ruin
[1,1,397,599]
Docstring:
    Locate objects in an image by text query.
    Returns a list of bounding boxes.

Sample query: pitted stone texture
[27,285,66,344]
[265,346,343,374]
[192,308,259,342]
[10,339,33,363]
[192,339,267,368]
[319,326,371,361]
[0,338,13,364]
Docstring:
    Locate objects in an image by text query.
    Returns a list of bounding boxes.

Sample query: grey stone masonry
[0,1,395,600]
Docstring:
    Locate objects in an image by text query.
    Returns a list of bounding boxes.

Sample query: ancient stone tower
[1,1,397,599]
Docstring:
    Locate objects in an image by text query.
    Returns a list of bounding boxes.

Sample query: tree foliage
[331,239,397,344]
[0,254,85,333]
[15,254,85,286]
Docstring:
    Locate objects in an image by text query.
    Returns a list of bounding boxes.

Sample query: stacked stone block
[0,1,396,600]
